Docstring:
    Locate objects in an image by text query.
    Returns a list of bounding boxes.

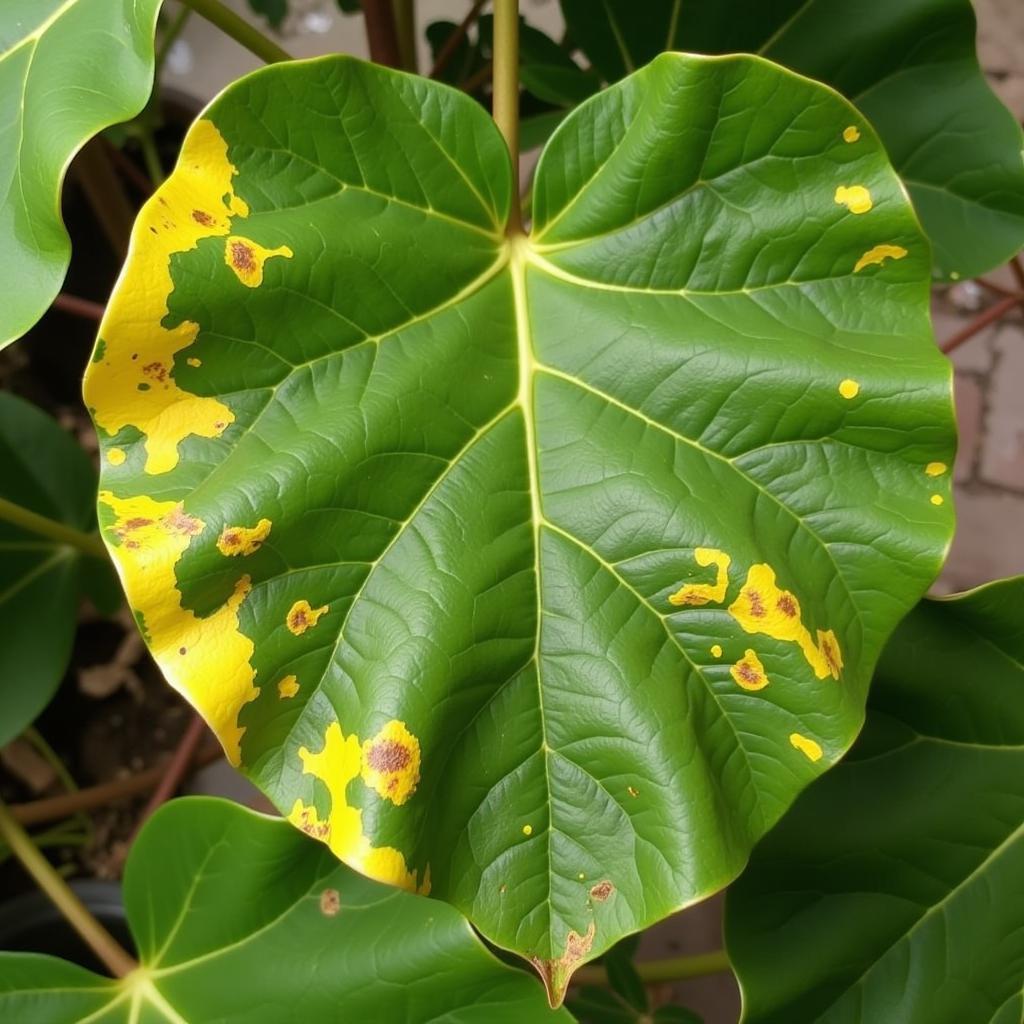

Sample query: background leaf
[0,796,570,1022]
[559,0,1024,279]
[84,53,954,999]
[725,577,1024,1023]
[0,0,163,349]
[0,394,110,744]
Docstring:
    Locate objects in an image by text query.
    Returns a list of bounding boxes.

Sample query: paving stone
[939,490,1024,591]
[954,373,984,483]
[980,323,1024,489]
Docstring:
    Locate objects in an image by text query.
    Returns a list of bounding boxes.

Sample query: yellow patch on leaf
[286,599,328,635]
[727,564,842,680]
[217,518,272,557]
[98,491,257,764]
[107,447,126,466]
[289,722,426,893]
[278,675,299,699]
[854,244,907,273]
[669,547,731,606]
[84,120,251,475]
[925,462,947,477]
[224,235,293,288]
[834,184,873,214]
[361,720,421,806]
[790,732,824,762]
[730,649,769,691]
[842,125,860,143]
[839,379,860,399]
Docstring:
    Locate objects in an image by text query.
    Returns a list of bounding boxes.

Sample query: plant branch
[360,0,403,67]
[492,0,520,232]
[941,293,1023,354]
[9,744,223,828]
[392,0,418,72]
[0,799,137,978]
[178,0,293,63]
[460,60,492,94]
[155,4,193,80]
[0,497,108,560]
[73,142,136,258]
[53,293,105,322]
[430,0,487,79]
[132,714,207,837]
[573,949,731,987]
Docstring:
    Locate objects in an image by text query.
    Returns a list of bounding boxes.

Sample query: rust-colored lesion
[589,880,614,903]
[531,922,597,1008]
[286,599,329,636]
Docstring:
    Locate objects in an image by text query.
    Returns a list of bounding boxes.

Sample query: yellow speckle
[842,125,861,143]
[186,357,202,368]
[930,494,945,506]
[361,720,421,806]
[711,644,723,658]
[225,236,293,288]
[627,785,639,798]
[289,722,427,893]
[286,599,328,636]
[669,547,731,607]
[278,675,299,699]
[728,564,843,680]
[107,447,126,466]
[217,518,272,557]
[83,120,243,475]
[578,872,585,880]
[98,491,256,764]
[730,649,769,691]
[790,732,824,762]
[522,824,533,836]
[854,244,908,273]
[834,184,873,214]
[950,271,961,280]
[926,462,948,477]
[839,379,860,399]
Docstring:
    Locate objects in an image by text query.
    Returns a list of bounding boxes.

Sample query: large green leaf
[725,577,1024,1023]
[560,0,1024,279]
[0,394,109,744]
[0,796,569,1021]
[0,0,162,349]
[83,53,955,1001]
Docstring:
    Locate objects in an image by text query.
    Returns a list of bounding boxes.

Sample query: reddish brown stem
[941,293,1023,354]
[360,0,403,67]
[131,713,207,837]
[1011,255,1024,293]
[975,277,1018,299]
[430,0,488,79]
[52,293,105,322]
[102,139,154,197]
[460,60,493,94]
[9,743,221,827]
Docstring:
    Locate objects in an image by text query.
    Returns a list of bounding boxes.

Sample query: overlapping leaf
[84,53,954,1000]
[560,0,1024,279]
[726,577,1024,1023]
[0,0,162,349]
[0,394,110,744]
[0,797,569,1022]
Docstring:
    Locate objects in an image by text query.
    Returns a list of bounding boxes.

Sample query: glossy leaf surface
[0,394,107,744]
[84,53,954,999]
[560,0,1024,279]
[0,0,162,349]
[0,797,568,1022]
[726,578,1024,1023]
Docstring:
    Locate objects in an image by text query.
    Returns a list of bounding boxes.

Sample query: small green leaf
[0,797,570,1022]
[0,394,109,744]
[247,0,288,30]
[0,0,162,348]
[726,577,1024,1023]
[84,53,954,1002]
[560,0,1024,279]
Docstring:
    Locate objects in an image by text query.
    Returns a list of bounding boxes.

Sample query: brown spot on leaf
[230,240,256,272]
[366,740,411,774]
[142,362,167,383]
[531,922,596,1008]
[191,209,215,227]
[777,594,798,617]
[738,662,760,685]
[123,518,153,531]
[749,590,766,618]
[589,881,614,902]
[319,889,340,916]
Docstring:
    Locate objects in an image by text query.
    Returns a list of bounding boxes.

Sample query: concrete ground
[168,2,1024,1020]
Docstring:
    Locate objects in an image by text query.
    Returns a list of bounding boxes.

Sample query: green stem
[573,950,731,987]
[23,728,93,843]
[0,800,137,978]
[492,0,520,232]
[138,129,164,186]
[178,0,293,63]
[392,0,417,72]
[0,497,107,559]
[74,142,135,258]
[155,4,193,79]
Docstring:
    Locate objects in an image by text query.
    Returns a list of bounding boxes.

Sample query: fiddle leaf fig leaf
[725,577,1024,1024]
[0,0,163,349]
[560,0,1024,279]
[0,797,570,1022]
[83,53,954,1003]
[0,394,111,744]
